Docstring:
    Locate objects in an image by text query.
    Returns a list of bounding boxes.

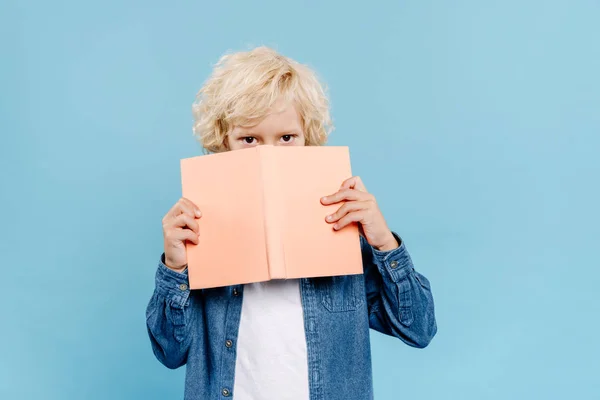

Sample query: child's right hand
[162,198,202,271]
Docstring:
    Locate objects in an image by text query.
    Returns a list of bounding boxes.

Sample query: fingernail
[195,210,202,217]
[326,215,333,221]
[321,196,327,202]
[333,224,339,230]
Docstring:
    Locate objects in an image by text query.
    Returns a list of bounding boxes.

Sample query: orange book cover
[180,146,363,289]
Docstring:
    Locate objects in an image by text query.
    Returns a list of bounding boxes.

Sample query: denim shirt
[146,234,437,400]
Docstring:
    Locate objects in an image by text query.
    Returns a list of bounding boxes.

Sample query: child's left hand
[321,176,399,252]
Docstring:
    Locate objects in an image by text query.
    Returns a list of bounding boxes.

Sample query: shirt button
[178,283,188,291]
[390,260,399,269]
[233,288,239,296]
[221,388,231,397]
[225,339,233,348]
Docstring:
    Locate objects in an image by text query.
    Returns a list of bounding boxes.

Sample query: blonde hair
[192,46,333,153]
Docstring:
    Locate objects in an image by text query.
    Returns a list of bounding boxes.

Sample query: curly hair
[192,46,333,153]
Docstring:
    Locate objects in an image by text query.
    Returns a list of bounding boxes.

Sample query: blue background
[2,0,599,398]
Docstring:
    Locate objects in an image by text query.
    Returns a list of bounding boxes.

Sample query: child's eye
[243,137,256,144]
[281,135,294,143]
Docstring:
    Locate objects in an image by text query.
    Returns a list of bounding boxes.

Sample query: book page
[181,148,270,289]
[274,146,363,279]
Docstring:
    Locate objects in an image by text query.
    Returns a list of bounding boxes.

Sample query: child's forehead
[230,106,303,136]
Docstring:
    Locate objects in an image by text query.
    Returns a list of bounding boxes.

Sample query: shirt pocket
[317,275,364,312]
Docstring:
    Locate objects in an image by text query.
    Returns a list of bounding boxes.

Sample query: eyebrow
[232,129,299,138]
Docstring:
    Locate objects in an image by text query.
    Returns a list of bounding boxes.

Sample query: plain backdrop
[1,0,599,399]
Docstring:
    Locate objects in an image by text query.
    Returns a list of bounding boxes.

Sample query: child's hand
[162,198,202,271]
[321,176,399,252]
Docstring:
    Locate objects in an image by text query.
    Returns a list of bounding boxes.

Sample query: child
[146,46,437,400]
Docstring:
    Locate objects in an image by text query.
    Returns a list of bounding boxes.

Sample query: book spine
[259,146,287,279]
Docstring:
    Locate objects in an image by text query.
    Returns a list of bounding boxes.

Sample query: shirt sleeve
[361,233,437,348]
[145,254,196,369]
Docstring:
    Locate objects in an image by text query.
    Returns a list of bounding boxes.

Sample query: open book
[180,145,363,289]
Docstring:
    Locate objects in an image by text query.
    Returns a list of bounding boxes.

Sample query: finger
[340,176,367,192]
[166,201,189,220]
[169,228,200,245]
[326,201,369,223]
[168,198,201,220]
[169,214,200,234]
[180,197,202,217]
[321,188,373,205]
[333,210,367,230]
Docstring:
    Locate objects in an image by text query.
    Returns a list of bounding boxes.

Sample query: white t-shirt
[232,279,309,399]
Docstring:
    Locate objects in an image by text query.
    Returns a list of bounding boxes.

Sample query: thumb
[340,176,367,192]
